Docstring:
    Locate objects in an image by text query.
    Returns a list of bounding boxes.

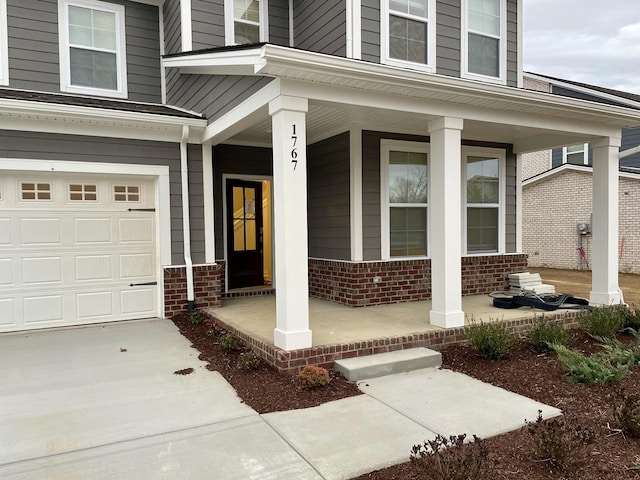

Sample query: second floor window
[462,0,506,83]
[58,0,128,98]
[382,0,435,72]
[563,144,589,165]
[225,0,268,45]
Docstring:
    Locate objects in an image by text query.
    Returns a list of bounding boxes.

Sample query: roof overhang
[164,44,640,151]
[524,164,640,187]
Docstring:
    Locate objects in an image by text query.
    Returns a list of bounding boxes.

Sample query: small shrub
[219,333,242,351]
[579,305,626,338]
[529,316,571,353]
[188,309,204,324]
[296,365,330,390]
[598,334,640,366]
[410,434,490,480]
[465,319,516,359]
[554,344,630,384]
[625,306,640,331]
[206,322,225,337]
[611,387,640,438]
[237,351,262,371]
[526,410,594,473]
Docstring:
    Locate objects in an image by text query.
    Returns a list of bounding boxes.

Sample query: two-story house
[1,0,638,352]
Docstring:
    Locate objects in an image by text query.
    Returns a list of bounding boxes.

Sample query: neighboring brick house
[1,2,638,350]
[522,73,640,274]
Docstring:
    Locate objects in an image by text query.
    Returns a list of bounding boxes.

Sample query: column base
[274,328,313,351]
[589,291,624,306]
[429,310,465,329]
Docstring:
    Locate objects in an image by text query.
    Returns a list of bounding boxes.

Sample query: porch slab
[334,347,442,381]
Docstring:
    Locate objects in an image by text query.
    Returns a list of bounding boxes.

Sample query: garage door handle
[128,208,156,212]
[129,282,158,287]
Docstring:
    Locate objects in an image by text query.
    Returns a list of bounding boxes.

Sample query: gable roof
[523,163,640,187]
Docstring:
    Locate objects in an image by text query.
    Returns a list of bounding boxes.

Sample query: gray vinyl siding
[268,0,290,46]
[551,148,563,169]
[307,133,351,260]
[0,130,205,264]
[506,0,517,87]
[192,0,225,50]
[212,144,273,260]
[622,128,640,169]
[166,74,273,122]
[164,0,183,55]
[7,0,162,103]
[436,0,460,78]
[293,0,346,57]
[361,0,380,62]
[505,148,516,252]
[188,144,205,261]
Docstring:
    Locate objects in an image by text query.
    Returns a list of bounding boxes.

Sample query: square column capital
[269,96,309,116]
[591,135,622,149]
[428,116,464,133]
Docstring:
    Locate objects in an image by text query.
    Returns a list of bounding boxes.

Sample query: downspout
[180,125,195,313]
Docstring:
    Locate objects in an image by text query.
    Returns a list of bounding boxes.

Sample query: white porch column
[590,136,623,305]
[428,117,465,328]
[269,96,312,350]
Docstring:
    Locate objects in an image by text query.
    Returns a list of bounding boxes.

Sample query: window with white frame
[58,0,128,97]
[225,0,268,45]
[382,0,436,71]
[562,143,589,165]
[0,0,8,86]
[464,151,504,253]
[381,141,429,258]
[462,0,506,83]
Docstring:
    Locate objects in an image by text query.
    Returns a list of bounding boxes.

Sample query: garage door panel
[119,217,154,243]
[20,218,61,245]
[121,287,156,316]
[75,255,113,281]
[120,253,155,279]
[0,259,13,285]
[0,218,11,244]
[74,218,112,243]
[77,291,114,319]
[22,257,63,284]
[23,295,63,324]
[0,298,16,326]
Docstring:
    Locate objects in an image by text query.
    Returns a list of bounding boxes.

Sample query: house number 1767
[291,124,298,170]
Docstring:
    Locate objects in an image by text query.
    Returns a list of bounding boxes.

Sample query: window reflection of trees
[389,165,428,204]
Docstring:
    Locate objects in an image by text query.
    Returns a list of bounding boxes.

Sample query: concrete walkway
[0,320,560,480]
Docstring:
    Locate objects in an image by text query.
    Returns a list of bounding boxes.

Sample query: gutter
[180,125,196,312]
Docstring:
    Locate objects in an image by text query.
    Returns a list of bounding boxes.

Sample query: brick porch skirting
[308,254,528,307]
[163,264,224,317]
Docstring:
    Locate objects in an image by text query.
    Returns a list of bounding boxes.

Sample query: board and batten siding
[163,0,182,55]
[0,130,206,265]
[307,132,351,260]
[293,0,346,57]
[7,0,162,103]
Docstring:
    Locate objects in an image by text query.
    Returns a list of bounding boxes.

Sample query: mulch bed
[173,314,640,479]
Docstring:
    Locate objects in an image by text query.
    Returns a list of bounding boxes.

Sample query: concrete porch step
[334,348,442,381]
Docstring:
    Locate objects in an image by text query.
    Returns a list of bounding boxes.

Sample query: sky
[523,0,640,94]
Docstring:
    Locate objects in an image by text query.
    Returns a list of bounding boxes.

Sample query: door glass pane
[233,219,245,251]
[245,219,256,250]
[245,188,256,219]
[233,186,244,218]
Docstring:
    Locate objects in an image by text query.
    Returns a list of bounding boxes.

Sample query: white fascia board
[162,48,267,75]
[524,72,640,111]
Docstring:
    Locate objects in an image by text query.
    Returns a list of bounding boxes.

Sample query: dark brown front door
[226,179,264,289]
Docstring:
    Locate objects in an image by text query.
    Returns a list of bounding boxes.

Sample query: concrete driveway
[0,319,321,479]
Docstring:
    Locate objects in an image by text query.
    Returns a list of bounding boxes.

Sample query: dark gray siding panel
[505,148,516,252]
[268,0,290,46]
[436,0,461,78]
[166,74,272,122]
[551,148,562,168]
[307,133,351,260]
[8,0,162,102]
[163,0,182,55]
[0,130,198,264]
[622,128,640,169]
[192,0,225,49]
[188,144,206,264]
[361,0,380,63]
[212,144,273,259]
[506,0,517,87]
[293,0,346,57]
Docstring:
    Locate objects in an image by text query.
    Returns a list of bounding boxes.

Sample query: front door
[226,179,264,290]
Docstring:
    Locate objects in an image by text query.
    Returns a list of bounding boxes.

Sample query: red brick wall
[163,264,223,317]
[309,254,528,307]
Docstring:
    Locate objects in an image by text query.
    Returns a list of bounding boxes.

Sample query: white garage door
[0,171,159,332]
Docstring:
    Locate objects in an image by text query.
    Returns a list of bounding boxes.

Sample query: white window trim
[462,146,506,255]
[460,0,507,85]
[0,0,8,86]
[562,143,589,165]
[224,0,269,46]
[381,0,436,73]
[58,0,128,98]
[380,139,431,260]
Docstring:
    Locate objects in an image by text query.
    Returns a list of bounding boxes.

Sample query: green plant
[579,305,626,338]
[237,351,262,370]
[529,316,571,353]
[553,344,630,384]
[625,306,640,331]
[629,456,640,476]
[611,387,640,438]
[465,318,516,360]
[296,365,330,390]
[410,434,490,480]
[526,411,594,473]
[219,332,242,351]
[206,322,225,337]
[188,309,204,324]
